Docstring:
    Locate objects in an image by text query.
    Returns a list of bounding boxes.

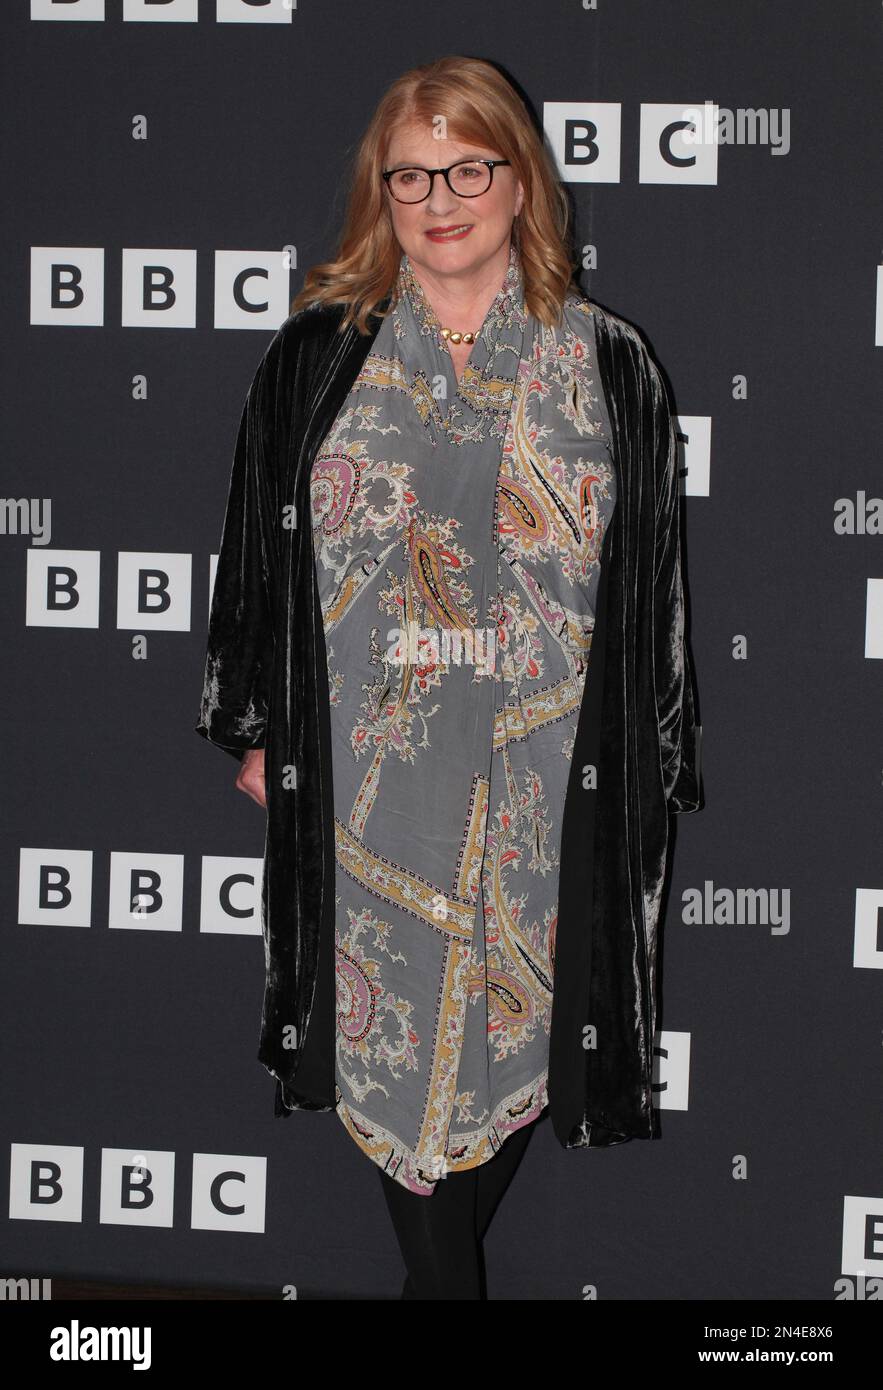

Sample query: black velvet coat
[196,291,703,1152]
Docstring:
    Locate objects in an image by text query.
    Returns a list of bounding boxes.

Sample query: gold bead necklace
[439,327,476,345]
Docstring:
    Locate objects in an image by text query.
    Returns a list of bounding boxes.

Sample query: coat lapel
[272,304,388,1109]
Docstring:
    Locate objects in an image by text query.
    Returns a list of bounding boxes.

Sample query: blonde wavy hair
[291,55,578,335]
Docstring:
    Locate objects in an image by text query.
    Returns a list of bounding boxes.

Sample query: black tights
[377,1118,537,1299]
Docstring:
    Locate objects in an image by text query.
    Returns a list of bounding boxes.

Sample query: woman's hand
[236,747,266,808]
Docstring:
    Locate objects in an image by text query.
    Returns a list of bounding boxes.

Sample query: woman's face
[383,121,524,284]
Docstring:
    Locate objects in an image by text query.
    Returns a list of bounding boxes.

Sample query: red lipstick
[425,224,474,242]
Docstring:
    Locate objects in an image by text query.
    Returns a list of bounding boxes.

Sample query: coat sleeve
[649,354,702,813]
[195,325,288,762]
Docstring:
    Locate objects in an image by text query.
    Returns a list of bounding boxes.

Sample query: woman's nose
[426,191,465,217]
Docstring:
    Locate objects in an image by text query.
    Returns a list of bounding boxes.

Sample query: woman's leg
[472,1119,537,1296]
[377,1119,537,1299]
[475,1118,536,1240]
[377,1163,482,1300]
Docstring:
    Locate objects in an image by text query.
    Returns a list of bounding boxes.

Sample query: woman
[196,56,701,1300]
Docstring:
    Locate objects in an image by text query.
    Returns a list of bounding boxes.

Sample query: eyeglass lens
[388,161,493,202]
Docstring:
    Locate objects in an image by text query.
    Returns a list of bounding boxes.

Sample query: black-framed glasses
[382,158,511,204]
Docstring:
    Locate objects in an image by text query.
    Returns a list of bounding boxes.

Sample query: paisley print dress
[309,243,616,1194]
